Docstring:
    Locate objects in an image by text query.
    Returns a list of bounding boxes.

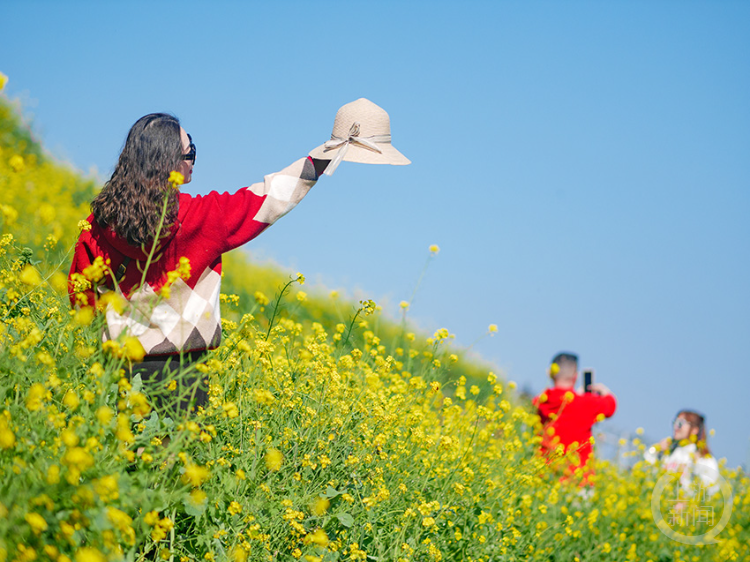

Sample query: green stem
[340,306,364,351]
[264,278,296,341]
[169,508,176,562]
[139,191,171,289]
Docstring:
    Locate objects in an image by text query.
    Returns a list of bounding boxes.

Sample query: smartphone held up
[583,369,594,393]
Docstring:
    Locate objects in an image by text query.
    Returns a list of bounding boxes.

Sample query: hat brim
[309,141,411,166]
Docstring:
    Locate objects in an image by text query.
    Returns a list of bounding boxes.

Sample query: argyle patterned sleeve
[69,156,320,357]
[208,156,319,253]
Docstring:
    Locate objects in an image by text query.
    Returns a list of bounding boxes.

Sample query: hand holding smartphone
[583,369,594,393]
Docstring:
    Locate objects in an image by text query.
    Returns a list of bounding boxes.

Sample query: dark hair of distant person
[676,409,711,457]
[551,352,578,380]
[91,113,182,246]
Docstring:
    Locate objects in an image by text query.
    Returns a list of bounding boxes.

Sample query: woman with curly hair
[69,112,330,414]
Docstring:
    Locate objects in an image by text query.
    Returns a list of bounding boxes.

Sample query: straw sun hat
[309,98,411,176]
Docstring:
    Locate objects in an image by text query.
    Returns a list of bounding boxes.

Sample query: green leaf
[323,486,344,499]
[183,496,208,518]
[130,373,143,394]
[336,512,354,527]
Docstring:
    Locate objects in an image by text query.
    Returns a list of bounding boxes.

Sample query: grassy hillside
[1,85,747,562]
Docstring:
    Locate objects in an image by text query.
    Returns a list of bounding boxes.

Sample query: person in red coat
[532,352,617,482]
[69,101,411,417]
[69,113,331,414]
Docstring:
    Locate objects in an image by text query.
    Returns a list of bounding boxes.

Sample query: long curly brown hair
[92,113,182,246]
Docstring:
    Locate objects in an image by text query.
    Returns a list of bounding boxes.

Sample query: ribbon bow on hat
[322,122,390,176]
[309,98,411,176]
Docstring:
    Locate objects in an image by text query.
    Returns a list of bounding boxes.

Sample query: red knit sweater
[69,157,318,356]
[533,387,617,474]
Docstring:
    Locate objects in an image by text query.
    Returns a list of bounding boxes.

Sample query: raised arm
[203,157,327,254]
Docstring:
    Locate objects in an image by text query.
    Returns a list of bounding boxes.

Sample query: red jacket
[533,387,616,474]
[69,157,318,356]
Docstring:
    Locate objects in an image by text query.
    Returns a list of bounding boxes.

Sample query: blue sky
[2,0,748,468]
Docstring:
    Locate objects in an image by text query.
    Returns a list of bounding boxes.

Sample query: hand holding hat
[310,98,411,176]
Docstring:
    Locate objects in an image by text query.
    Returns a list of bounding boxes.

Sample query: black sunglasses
[182,133,196,163]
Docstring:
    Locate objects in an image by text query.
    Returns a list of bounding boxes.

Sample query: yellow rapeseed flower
[50,271,69,293]
[129,392,150,419]
[75,547,106,562]
[360,299,376,316]
[177,256,191,278]
[228,501,242,515]
[307,528,329,547]
[61,429,79,447]
[10,154,25,172]
[0,425,15,449]
[73,307,95,326]
[265,448,283,471]
[46,465,60,484]
[116,414,135,444]
[187,489,207,509]
[0,72,8,91]
[144,511,160,526]
[96,406,113,425]
[26,383,46,411]
[310,497,330,516]
[168,171,185,188]
[62,447,94,472]
[94,475,119,501]
[429,244,440,254]
[97,291,126,314]
[223,402,239,418]
[106,506,133,532]
[182,463,210,487]
[63,390,80,410]
[123,336,146,362]
[20,265,42,286]
[231,547,248,562]
[25,512,48,534]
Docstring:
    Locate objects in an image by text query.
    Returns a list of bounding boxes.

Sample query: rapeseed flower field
[0,82,747,561]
